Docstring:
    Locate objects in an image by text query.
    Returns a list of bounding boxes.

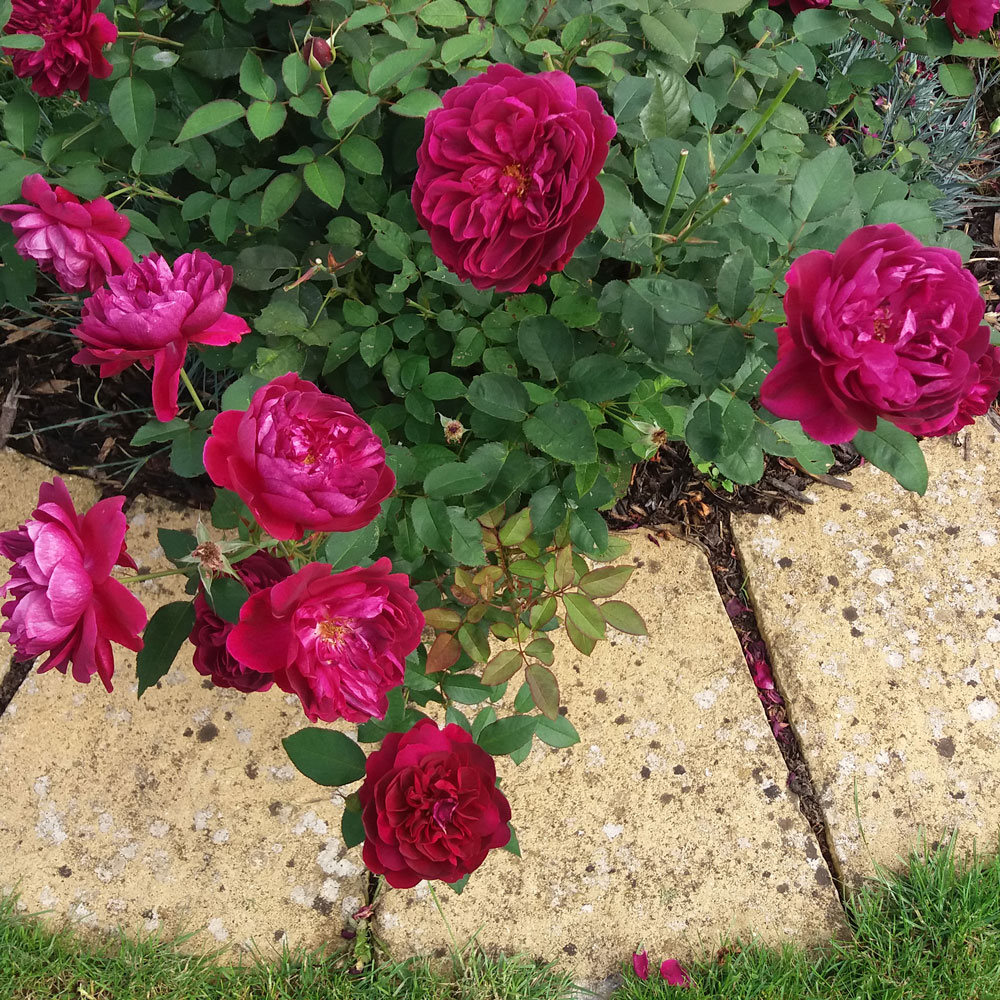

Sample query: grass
[1,839,999,999]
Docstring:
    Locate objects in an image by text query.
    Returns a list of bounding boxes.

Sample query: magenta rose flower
[0,478,146,691]
[226,558,424,724]
[0,174,133,294]
[359,719,512,889]
[932,0,1000,36]
[412,63,617,293]
[203,373,394,542]
[189,551,293,694]
[760,224,999,445]
[71,250,250,423]
[2,0,116,100]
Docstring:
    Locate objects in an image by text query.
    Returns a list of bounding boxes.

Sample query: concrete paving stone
[0,460,366,955]
[375,533,846,984]
[733,420,1000,889]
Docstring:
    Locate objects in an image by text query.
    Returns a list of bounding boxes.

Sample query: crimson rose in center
[412,63,617,293]
[359,719,512,888]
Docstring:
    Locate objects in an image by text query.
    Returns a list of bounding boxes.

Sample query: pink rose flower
[359,719,512,889]
[0,478,146,691]
[0,174,133,294]
[203,373,394,542]
[2,0,116,100]
[660,959,692,987]
[189,551,293,694]
[71,250,250,423]
[932,0,1000,36]
[412,63,617,293]
[632,950,650,980]
[760,224,999,444]
[226,558,424,723]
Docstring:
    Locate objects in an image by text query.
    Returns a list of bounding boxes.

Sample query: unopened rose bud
[302,36,334,71]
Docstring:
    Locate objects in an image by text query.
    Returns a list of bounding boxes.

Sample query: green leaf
[110,77,156,148]
[157,528,196,562]
[642,67,690,140]
[534,713,580,748]
[282,728,367,786]
[790,147,854,223]
[281,51,310,95]
[410,496,452,551]
[424,462,489,498]
[468,373,530,422]
[0,33,44,49]
[442,671,494,704]
[570,509,608,556]
[367,38,435,94]
[938,63,975,98]
[304,158,345,208]
[565,356,640,403]
[323,522,380,570]
[342,808,365,848]
[419,0,467,27]
[4,90,39,153]
[525,663,559,720]
[390,89,443,117]
[206,575,249,624]
[601,600,648,635]
[246,101,286,140]
[579,565,633,598]
[517,316,575,381]
[523,402,597,465]
[170,425,209,478]
[792,8,850,45]
[136,601,196,697]
[852,419,928,495]
[529,485,566,536]
[716,249,756,320]
[640,10,697,64]
[481,649,523,686]
[563,592,605,640]
[339,134,383,175]
[260,173,302,225]
[176,99,246,142]
[477,715,537,756]
[629,277,710,325]
[326,90,379,131]
[502,822,521,856]
[422,371,464,400]
[239,50,277,102]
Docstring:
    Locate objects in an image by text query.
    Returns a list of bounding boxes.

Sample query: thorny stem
[116,30,184,47]
[656,149,690,236]
[676,194,732,244]
[179,368,205,413]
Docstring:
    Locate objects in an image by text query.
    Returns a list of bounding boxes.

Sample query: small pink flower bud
[302,36,334,71]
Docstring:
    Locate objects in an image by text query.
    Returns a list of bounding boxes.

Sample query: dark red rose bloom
[226,559,424,724]
[932,0,1000,36]
[760,224,999,444]
[359,719,512,889]
[0,174,133,294]
[412,63,617,293]
[768,0,830,13]
[189,551,293,694]
[2,0,116,100]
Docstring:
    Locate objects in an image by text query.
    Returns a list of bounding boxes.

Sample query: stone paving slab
[0,464,366,955]
[733,421,1000,889]
[375,534,845,983]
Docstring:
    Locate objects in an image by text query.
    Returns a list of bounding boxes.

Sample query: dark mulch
[967,197,1000,302]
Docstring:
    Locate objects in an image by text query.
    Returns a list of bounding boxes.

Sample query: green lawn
[2,839,998,999]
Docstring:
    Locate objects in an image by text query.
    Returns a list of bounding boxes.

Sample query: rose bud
[302,36,334,71]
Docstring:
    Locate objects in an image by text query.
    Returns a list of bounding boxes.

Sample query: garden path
[0,426,996,984]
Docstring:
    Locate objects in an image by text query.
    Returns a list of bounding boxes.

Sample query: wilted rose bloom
[359,719,512,888]
[203,373,394,542]
[226,559,424,724]
[768,0,830,13]
[71,250,250,423]
[412,63,617,293]
[189,551,293,694]
[632,950,650,980]
[2,0,116,100]
[0,478,146,690]
[0,174,133,294]
[760,224,999,444]
[932,0,1000,36]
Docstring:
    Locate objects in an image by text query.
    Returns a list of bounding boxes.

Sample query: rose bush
[412,63,617,293]
[759,224,1000,444]
[203,373,395,541]
[0,478,146,690]
[0,174,132,293]
[359,719,512,889]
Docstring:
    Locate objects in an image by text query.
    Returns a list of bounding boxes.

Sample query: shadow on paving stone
[0,463,365,957]
[734,418,1000,891]
[374,532,846,984]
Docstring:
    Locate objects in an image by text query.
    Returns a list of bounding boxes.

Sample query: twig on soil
[0,376,21,449]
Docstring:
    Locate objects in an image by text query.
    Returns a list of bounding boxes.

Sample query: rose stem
[116,31,184,47]
[656,148,690,236]
[427,883,466,973]
[676,194,732,245]
[179,368,206,413]
[122,567,188,585]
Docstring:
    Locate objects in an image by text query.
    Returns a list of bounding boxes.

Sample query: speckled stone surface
[0,478,365,955]
[733,421,1000,889]
[374,534,845,982]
